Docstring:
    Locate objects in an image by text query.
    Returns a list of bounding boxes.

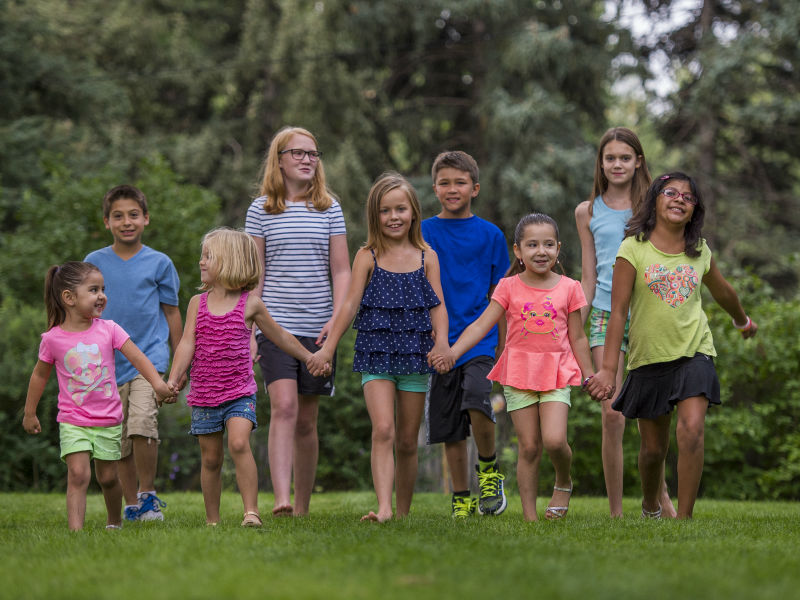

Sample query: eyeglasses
[280,148,322,161]
[661,187,697,206]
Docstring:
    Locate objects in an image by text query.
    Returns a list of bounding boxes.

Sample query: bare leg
[509,405,543,521]
[637,414,671,514]
[469,409,496,459]
[198,432,224,524]
[117,453,138,507]
[94,458,122,527]
[362,380,396,522]
[540,401,573,518]
[267,379,299,514]
[395,390,425,517]
[65,452,92,530]
[444,440,469,492]
[227,417,259,516]
[131,435,158,493]
[292,394,320,515]
[593,346,626,517]
[675,396,708,519]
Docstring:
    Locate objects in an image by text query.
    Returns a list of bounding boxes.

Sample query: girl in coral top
[432,213,594,521]
[168,228,327,527]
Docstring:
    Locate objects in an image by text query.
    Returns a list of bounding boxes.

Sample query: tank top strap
[369,248,377,265]
[421,249,425,267]
[198,292,209,315]
[235,290,249,317]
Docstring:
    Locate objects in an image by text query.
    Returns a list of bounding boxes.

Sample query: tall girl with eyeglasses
[587,172,757,519]
[575,127,674,518]
[245,126,351,516]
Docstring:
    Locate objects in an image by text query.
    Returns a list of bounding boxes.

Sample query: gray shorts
[255,333,336,397]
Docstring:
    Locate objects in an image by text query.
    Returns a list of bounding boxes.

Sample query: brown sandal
[241,511,263,527]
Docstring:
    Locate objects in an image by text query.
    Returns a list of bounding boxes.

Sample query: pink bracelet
[732,316,751,330]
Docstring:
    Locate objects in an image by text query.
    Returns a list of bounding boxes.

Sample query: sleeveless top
[590,195,632,312]
[187,291,257,407]
[352,250,441,375]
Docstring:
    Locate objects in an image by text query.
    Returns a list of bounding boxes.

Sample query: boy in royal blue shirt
[422,151,510,517]
[85,185,182,521]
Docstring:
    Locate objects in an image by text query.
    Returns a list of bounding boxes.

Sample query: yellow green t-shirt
[617,236,715,370]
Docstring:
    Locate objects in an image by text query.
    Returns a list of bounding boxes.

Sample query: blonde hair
[257,126,333,214]
[364,172,429,256]
[199,228,262,292]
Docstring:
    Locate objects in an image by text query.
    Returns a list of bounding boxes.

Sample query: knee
[95,470,119,491]
[676,418,704,452]
[371,423,394,447]
[201,452,224,473]
[270,398,298,423]
[601,408,625,434]
[295,415,318,439]
[639,442,667,466]
[228,436,252,457]
[518,440,542,464]
[542,434,570,457]
[395,435,417,458]
[67,466,91,490]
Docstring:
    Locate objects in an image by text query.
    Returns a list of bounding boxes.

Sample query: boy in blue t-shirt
[422,151,510,517]
[85,185,182,521]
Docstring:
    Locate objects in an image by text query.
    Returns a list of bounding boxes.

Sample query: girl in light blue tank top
[575,127,676,518]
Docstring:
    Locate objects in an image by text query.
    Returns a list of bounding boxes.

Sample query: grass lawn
[1,491,798,600]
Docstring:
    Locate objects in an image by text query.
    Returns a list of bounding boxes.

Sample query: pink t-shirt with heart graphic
[617,237,715,370]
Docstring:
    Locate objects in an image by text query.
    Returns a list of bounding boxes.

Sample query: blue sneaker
[123,505,139,521]
[137,492,166,521]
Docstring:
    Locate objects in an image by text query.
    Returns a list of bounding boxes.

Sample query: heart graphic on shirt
[644,264,699,308]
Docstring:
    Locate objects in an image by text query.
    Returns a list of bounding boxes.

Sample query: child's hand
[740,318,758,339]
[586,369,615,403]
[171,372,188,392]
[307,350,332,378]
[428,345,455,374]
[22,414,41,435]
[154,381,176,406]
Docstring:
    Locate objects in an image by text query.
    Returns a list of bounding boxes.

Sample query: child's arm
[317,233,351,346]
[703,257,758,338]
[431,301,505,373]
[575,201,597,325]
[307,249,372,375]
[162,302,187,389]
[567,310,595,383]
[246,295,322,374]
[586,257,635,402]
[488,283,507,359]
[248,234,268,361]
[120,340,175,406]
[23,360,52,434]
[423,249,452,369]
[167,295,199,393]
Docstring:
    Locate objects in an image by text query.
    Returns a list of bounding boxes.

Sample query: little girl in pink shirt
[431,213,594,521]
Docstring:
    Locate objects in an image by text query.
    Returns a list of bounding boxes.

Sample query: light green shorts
[361,372,430,393]
[59,423,122,461]
[503,385,571,412]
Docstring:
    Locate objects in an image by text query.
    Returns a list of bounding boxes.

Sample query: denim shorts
[190,394,258,436]
[59,423,122,461]
[361,372,430,393]
[588,307,629,352]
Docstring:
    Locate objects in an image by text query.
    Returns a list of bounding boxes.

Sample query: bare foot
[360,510,392,523]
[272,504,294,517]
[660,493,678,519]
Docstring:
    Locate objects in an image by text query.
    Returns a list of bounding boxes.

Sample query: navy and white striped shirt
[245,197,347,337]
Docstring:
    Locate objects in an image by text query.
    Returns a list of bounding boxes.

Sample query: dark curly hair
[625,171,705,258]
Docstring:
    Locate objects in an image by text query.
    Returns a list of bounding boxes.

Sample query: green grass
[1,492,798,600]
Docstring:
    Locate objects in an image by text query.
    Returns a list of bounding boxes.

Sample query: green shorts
[588,307,629,352]
[361,372,430,393]
[59,423,122,461]
[503,386,571,412]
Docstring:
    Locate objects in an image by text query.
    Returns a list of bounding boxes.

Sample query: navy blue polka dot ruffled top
[353,250,441,375]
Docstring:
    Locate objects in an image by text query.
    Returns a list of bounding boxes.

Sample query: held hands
[585,369,616,403]
[155,380,178,407]
[22,414,41,435]
[306,350,332,378]
[427,344,456,375]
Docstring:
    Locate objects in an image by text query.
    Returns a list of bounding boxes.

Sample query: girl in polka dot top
[309,172,451,522]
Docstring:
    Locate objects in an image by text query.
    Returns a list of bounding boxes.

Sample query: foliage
[2,491,800,600]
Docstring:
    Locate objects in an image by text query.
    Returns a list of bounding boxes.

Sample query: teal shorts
[361,372,430,393]
[503,386,571,412]
[59,422,122,461]
[588,307,629,352]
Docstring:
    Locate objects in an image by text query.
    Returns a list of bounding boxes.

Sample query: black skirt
[612,353,720,419]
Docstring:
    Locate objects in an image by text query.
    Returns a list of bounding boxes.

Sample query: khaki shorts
[119,374,160,457]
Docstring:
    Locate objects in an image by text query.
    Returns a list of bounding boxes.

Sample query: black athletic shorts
[255,333,336,397]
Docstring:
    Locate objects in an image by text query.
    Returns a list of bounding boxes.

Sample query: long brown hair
[363,172,428,256]
[589,127,651,215]
[44,262,101,330]
[257,126,333,214]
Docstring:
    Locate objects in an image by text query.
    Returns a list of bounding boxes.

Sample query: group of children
[23,126,757,530]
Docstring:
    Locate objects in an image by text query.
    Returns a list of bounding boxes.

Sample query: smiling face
[378,188,414,242]
[433,167,479,218]
[602,139,641,189]
[65,270,106,321]
[105,197,149,249]
[278,133,319,189]
[513,222,561,276]
[656,178,695,227]
[199,244,218,286]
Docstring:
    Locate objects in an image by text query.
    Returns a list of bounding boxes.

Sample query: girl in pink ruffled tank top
[431,213,595,522]
[168,228,327,527]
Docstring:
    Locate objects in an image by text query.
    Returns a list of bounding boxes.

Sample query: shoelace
[478,469,504,498]
[140,494,167,512]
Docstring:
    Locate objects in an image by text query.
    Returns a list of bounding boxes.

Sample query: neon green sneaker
[476,463,507,515]
[451,494,476,518]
